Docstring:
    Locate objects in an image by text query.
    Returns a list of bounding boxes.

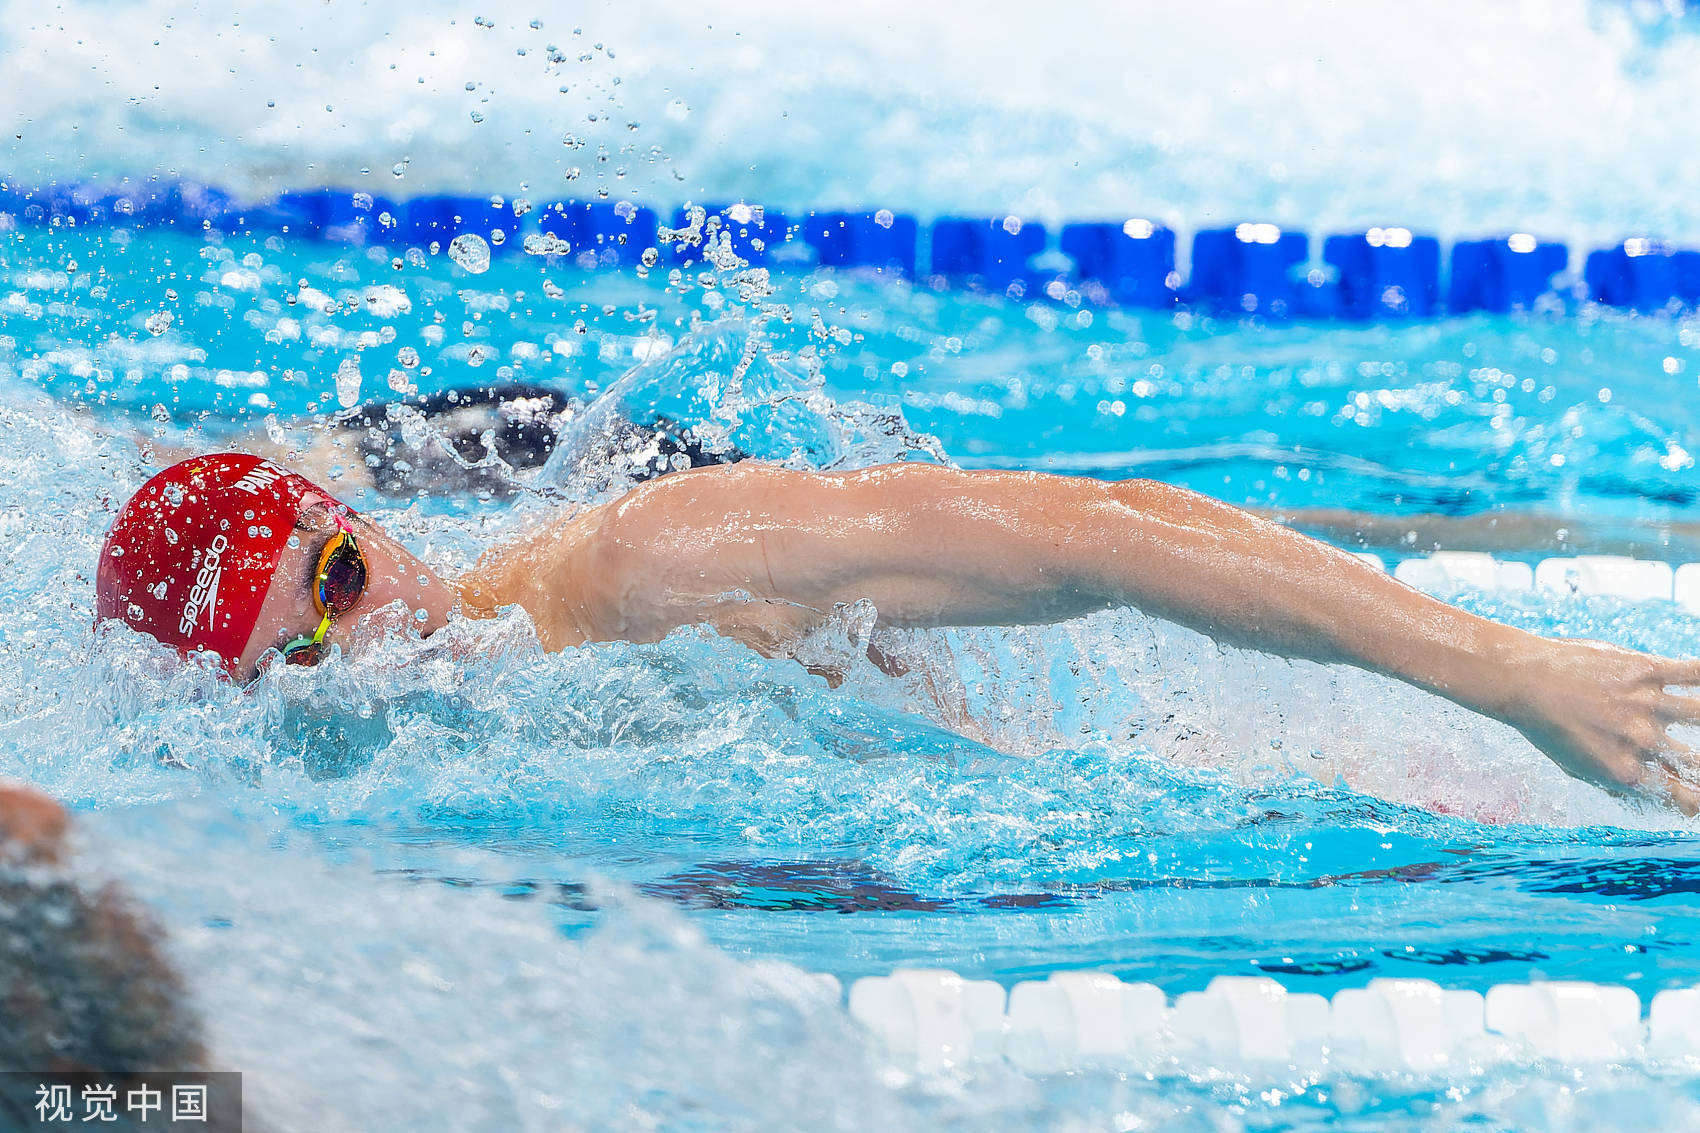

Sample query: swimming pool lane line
[5,179,1700,319]
[844,968,1700,1074]
[1342,551,1700,610]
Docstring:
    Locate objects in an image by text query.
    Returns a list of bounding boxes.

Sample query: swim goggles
[279,515,368,666]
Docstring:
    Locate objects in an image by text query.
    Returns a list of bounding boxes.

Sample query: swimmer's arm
[588,462,1700,811]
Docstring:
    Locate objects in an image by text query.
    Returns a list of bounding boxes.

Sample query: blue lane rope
[4,177,1699,319]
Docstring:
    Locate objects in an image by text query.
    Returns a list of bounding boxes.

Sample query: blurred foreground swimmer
[93,452,1700,815]
[0,782,208,1075]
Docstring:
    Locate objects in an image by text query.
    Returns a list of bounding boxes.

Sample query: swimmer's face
[234,495,457,679]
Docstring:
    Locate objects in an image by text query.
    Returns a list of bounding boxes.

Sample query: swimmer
[94,453,1700,815]
[149,380,1688,556]
[145,381,742,500]
[0,781,207,1075]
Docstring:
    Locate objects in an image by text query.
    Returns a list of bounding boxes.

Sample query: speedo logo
[178,534,230,636]
[231,461,287,496]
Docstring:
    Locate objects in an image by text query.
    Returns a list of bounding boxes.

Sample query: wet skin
[235,461,1700,815]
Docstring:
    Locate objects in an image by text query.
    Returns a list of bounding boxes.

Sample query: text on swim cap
[230,461,288,496]
[178,534,229,637]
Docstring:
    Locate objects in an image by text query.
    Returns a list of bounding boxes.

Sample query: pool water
[7,214,1700,1129]
[11,1,1700,1128]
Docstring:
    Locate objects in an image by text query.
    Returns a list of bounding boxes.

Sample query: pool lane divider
[843,968,1700,1073]
[1349,550,1700,610]
[5,179,1700,319]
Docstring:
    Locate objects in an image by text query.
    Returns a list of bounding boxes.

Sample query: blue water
[7,216,1700,1129]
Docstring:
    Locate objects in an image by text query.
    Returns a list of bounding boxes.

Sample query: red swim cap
[95,453,351,674]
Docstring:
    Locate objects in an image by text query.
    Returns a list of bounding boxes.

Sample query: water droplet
[335,356,363,408]
[447,233,491,274]
[522,233,571,256]
[145,311,174,336]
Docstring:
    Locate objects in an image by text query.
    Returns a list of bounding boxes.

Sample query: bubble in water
[398,346,420,368]
[145,311,174,336]
[489,230,506,247]
[150,403,171,423]
[163,484,185,507]
[392,163,407,179]
[447,234,491,274]
[641,248,659,267]
[874,209,895,229]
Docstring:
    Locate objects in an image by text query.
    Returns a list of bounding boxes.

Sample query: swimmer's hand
[1509,639,1700,815]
